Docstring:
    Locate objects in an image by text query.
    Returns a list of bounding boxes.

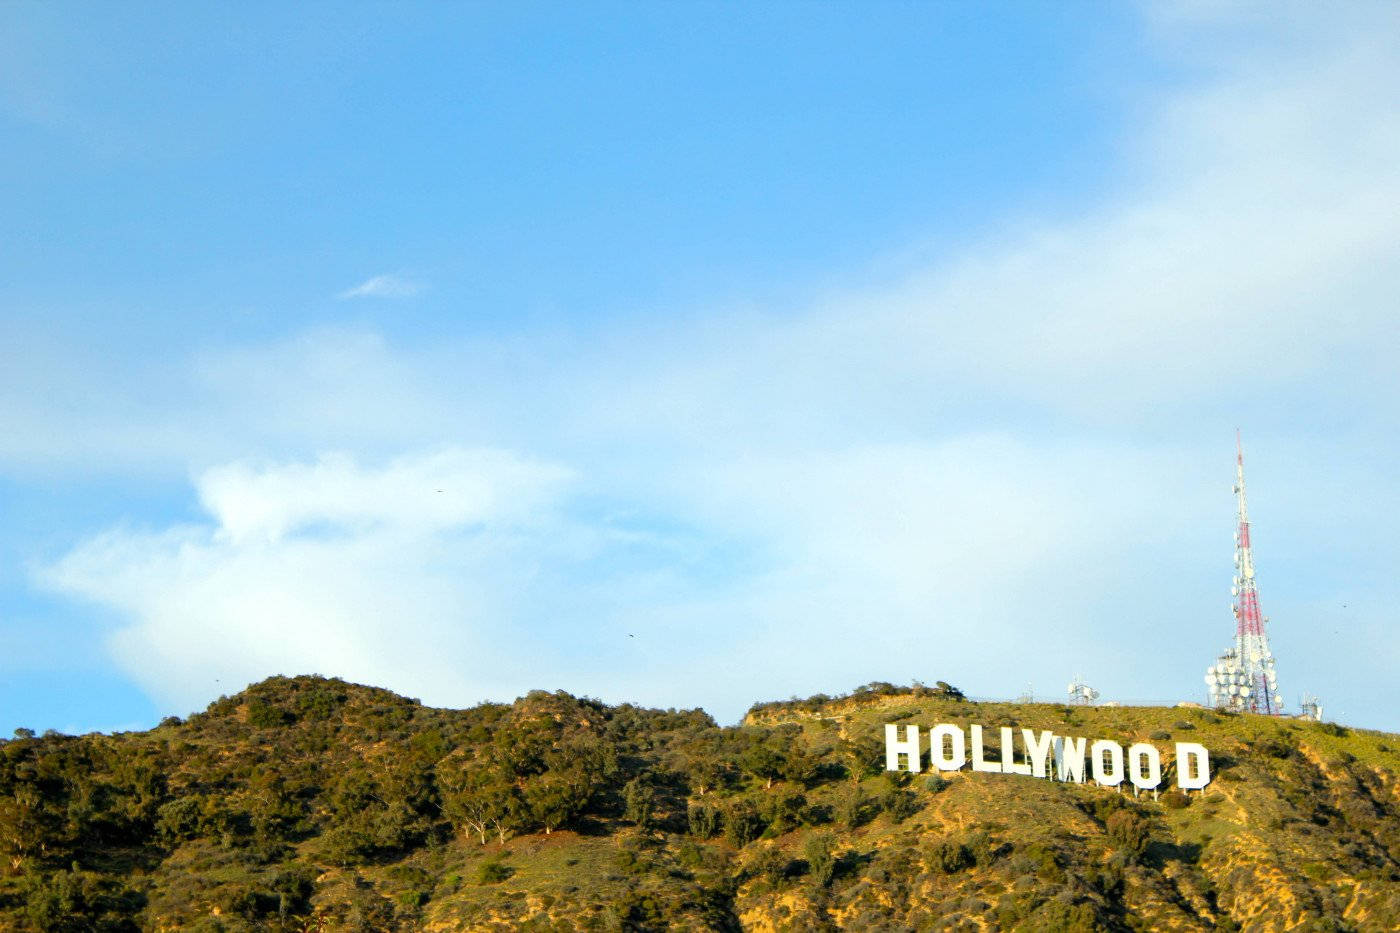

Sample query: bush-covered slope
[0,676,1397,931]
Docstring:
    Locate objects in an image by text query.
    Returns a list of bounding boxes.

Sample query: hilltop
[1,675,1397,931]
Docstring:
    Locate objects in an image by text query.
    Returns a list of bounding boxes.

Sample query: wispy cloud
[336,273,423,300]
[37,449,580,712]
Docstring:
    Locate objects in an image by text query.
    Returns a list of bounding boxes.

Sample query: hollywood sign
[885,723,1210,792]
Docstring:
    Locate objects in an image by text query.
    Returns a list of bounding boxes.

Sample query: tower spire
[1206,433,1283,714]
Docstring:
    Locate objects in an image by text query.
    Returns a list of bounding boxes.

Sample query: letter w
[1054,736,1086,783]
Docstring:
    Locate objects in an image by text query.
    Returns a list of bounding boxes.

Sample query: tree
[724,800,764,847]
[687,803,720,838]
[778,747,819,786]
[804,832,836,887]
[0,785,46,871]
[835,785,871,829]
[1106,810,1151,861]
[934,681,966,701]
[623,777,655,831]
[525,770,589,836]
[441,760,519,846]
[761,789,807,835]
[738,740,786,790]
[683,757,728,798]
[751,844,792,884]
[926,839,971,874]
[838,735,883,783]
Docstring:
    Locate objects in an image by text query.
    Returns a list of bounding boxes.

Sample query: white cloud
[198,449,569,543]
[37,436,1224,723]
[38,449,578,712]
[336,273,423,300]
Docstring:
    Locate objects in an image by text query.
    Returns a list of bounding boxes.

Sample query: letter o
[1091,740,1124,786]
[929,723,966,771]
[1127,743,1161,790]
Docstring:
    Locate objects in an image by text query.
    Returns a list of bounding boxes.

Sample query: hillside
[1,676,1397,932]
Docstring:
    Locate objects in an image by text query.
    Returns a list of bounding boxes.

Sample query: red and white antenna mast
[1205,432,1283,714]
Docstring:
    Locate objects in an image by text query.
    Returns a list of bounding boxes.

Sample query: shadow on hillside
[569,814,613,837]
[1145,839,1202,868]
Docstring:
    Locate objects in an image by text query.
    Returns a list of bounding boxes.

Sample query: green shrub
[927,840,972,874]
[967,830,999,867]
[623,777,655,830]
[246,699,293,728]
[1106,810,1151,860]
[804,832,836,887]
[750,845,794,885]
[23,869,142,931]
[724,800,764,846]
[613,848,648,875]
[687,803,720,838]
[1161,789,1191,809]
[1256,736,1295,759]
[836,786,873,829]
[676,839,707,868]
[476,860,513,884]
[924,774,951,793]
[1016,896,1105,932]
[880,790,920,824]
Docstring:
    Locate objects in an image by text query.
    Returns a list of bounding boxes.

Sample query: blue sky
[3,2,1398,734]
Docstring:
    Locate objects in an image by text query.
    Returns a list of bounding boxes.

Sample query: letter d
[1175,742,1210,790]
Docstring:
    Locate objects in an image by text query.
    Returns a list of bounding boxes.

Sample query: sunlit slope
[0,676,1396,931]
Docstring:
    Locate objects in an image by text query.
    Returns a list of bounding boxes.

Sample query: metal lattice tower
[1067,674,1099,706]
[1205,433,1283,714]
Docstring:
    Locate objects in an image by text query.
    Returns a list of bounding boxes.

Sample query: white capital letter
[1176,742,1210,790]
[1001,726,1031,774]
[928,723,966,771]
[884,724,921,773]
[1022,729,1055,778]
[1091,740,1124,786]
[970,725,1002,773]
[1127,743,1161,791]
[1054,735,1086,783]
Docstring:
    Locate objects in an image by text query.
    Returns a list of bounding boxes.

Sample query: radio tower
[1205,432,1283,714]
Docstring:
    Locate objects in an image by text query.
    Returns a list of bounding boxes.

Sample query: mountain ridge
[1,674,1396,931]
